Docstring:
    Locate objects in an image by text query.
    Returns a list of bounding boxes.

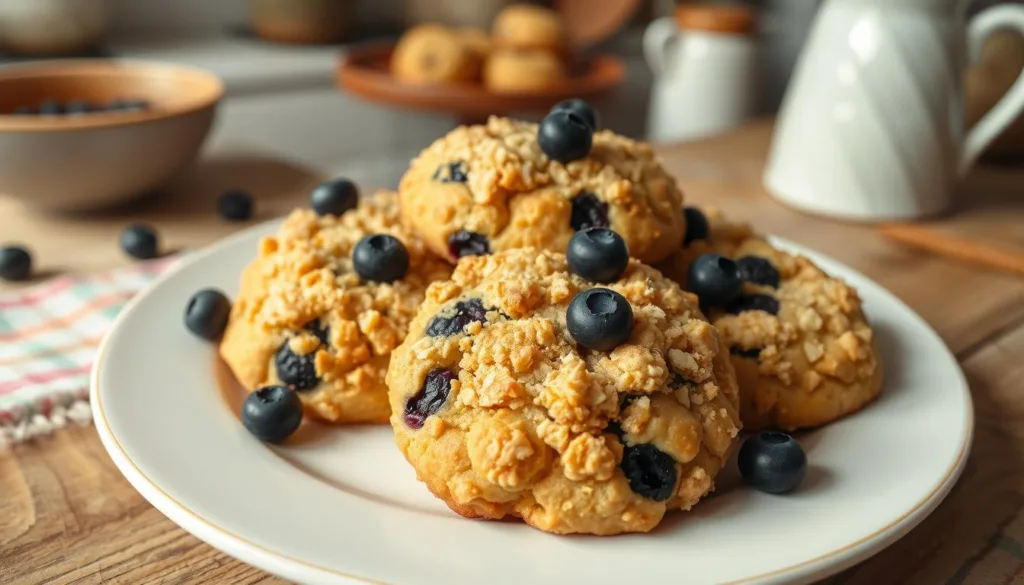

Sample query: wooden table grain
[2,123,1023,585]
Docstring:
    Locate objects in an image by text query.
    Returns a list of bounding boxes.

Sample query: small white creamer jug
[644,4,758,142]
[765,0,1024,220]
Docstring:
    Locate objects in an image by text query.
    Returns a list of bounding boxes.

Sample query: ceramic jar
[0,0,111,56]
[644,4,757,142]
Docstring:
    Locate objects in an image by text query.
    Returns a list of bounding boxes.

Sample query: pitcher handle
[962,5,1024,174]
[643,16,679,75]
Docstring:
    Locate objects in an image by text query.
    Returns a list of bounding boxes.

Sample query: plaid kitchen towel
[0,258,176,447]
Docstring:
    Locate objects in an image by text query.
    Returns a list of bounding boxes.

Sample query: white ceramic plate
[91,221,973,585]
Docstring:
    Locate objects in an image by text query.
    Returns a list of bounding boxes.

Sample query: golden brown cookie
[387,248,741,535]
[492,4,566,53]
[483,49,566,93]
[220,191,452,424]
[391,24,481,84]
[658,208,882,431]
[398,116,686,265]
[456,27,493,61]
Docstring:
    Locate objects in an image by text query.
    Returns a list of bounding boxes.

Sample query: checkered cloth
[0,259,176,447]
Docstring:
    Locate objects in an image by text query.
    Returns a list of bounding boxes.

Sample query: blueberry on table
[683,206,709,245]
[738,431,807,494]
[686,253,742,308]
[310,177,358,216]
[184,289,231,340]
[120,225,159,260]
[217,189,254,221]
[567,227,629,283]
[0,245,32,281]
[447,229,490,259]
[352,234,409,283]
[241,386,303,443]
[403,368,454,429]
[620,443,677,501]
[567,288,634,351]
[538,109,593,163]
[736,256,780,288]
[550,98,599,131]
[38,99,62,116]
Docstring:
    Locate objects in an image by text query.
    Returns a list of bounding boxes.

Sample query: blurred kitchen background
[1,0,1022,187]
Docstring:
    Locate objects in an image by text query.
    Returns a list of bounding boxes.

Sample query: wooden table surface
[2,122,1024,584]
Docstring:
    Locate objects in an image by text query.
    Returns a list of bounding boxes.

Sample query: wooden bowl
[337,42,624,119]
[0,60,223,211]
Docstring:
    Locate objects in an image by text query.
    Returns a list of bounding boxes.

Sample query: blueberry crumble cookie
[658,207,882,431]
[397,114,686,265]
[220,191,452,424]
[387,241,740,535]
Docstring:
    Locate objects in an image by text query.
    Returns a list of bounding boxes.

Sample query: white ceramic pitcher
[764,0,1024,220]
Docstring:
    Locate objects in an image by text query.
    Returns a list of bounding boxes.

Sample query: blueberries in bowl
[242,385,304,443]
[738,431,807,494]
[6,98,151,117]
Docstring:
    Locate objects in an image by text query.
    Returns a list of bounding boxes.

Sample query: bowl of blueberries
[0,59,223,211]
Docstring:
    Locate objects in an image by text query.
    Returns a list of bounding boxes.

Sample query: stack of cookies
[391,4,570,93]
[214,99,882,535]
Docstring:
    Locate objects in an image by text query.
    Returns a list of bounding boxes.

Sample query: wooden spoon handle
[879,223,1024,277]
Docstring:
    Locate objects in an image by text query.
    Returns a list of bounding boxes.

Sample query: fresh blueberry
[736,256,780,288]
[683,207,709,245]
[64,100,98,115]
[447,229,490,259]
[567,227,629,283]
[11,106,35,116]
[310,178,358,216]
[570,192,609,231]
[241,386,303,443]
[38,99,62,115]
[426,298,490,337]
[432,161,468,183]
[726,294,780,316]
[0,245,32,281]
[275,340,320,391]
[184,289,231,341]
[403,368,454,429]
[217,189,254,221]
[730,346,762,359]
[550,98,599,130]
[538,109,593,163]
[738,431,807,494]
[567,288,634,351]
[353,234,409,283]
[108,98,149,112]
[686,253,742,308]
[620,443,677,501]
[120,225,159,260]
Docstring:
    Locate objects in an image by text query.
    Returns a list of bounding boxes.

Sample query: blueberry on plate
[217,189,254,221]
[550,98,599,131]
[683,206,709,245]
[686,253,742,308]
[567,288,634,351]
[567,227,629,283]
[120,225,159,260]
[184,289,232,340]
[0,245,32,281]
[241,385,303,443]
[538,109,593,163]
[736,256,780,288]
[738,431,807,494]
[352,234,409,283]
[310,177,358,216]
